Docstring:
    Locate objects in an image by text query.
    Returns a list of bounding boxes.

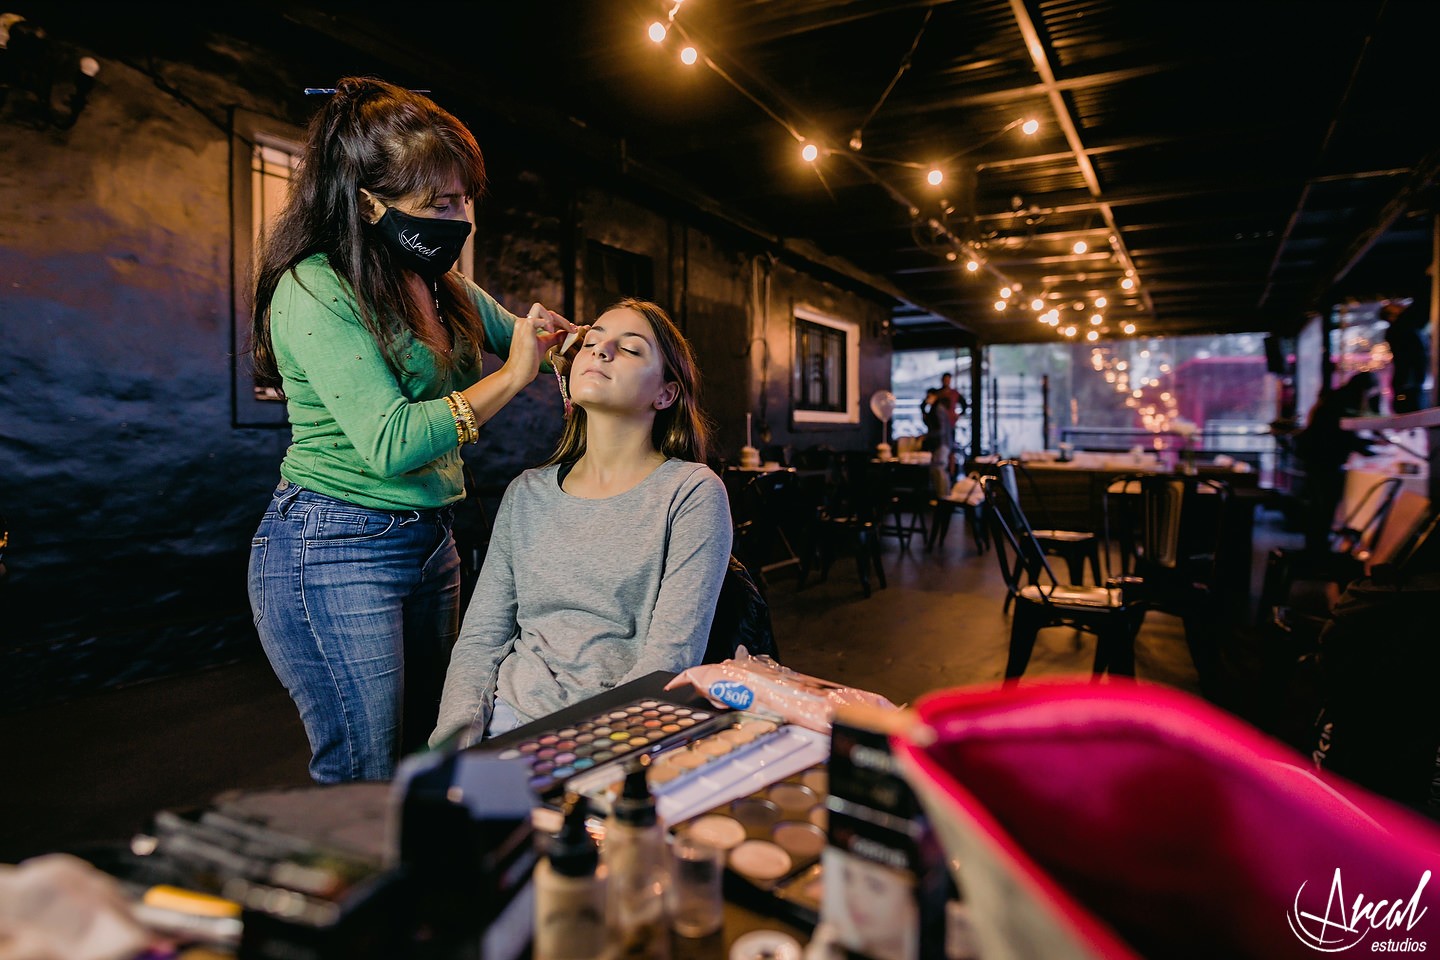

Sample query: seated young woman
[431,298,734,746]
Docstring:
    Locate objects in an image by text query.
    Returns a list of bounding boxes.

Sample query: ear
[358,189,383,225]
[653,381,680,411]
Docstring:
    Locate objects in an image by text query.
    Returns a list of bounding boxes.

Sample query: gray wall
[0,23,892,711]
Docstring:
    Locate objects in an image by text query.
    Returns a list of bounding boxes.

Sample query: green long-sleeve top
[270,254,521,510]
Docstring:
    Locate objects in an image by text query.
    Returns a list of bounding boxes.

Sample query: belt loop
[274,481,302,519]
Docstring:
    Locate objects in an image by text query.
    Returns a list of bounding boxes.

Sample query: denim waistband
[274,479,456,523]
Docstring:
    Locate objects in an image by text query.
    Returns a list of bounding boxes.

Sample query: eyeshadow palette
[484,697,731,798]
[669,763,830,929]
[572,715,829,827]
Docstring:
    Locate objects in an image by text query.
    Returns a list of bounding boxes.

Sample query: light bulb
[801,143,818,162]
[1094,296,1107,308]
[1123,323,1137,335]
[1086,330,1099,341]
[1090,314,1102,325]
[945,251,957,262]
[1000,287,1012,299]
[680,46,698,65]
[1031,298,1044,311]
[1072,240,1088,254]
[1063,325,1077,337]
[965,259,980,272]
[1121,277,1135,290]
[1022,119,1039,135]
[849,130,863,151]
[926,168,943,186]
[994,300,1007,311]
[648,21,667,42]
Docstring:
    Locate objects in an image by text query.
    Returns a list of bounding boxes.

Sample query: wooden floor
[0,508,1308,864]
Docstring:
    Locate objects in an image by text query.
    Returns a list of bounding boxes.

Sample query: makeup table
[75,672,824,960]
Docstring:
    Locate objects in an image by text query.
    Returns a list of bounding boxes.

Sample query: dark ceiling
[36,0,1440,347]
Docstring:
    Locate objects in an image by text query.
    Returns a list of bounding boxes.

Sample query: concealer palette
[487,698,730,797]
[669,763,830,929]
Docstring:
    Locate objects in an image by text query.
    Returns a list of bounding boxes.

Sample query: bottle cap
[611,759,657,827]
[547,794,599,878]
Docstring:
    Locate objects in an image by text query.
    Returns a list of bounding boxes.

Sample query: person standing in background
[1380,296,1429,414]
[246,77,578,783]
[933,372,967,485]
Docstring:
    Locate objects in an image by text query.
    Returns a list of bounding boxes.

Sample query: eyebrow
[588,325,653,346]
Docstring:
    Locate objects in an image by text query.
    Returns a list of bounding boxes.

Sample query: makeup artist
[431,299,732,747]
[245,76,577,783]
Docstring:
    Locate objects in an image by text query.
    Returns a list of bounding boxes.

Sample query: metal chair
[995,459,1102,602]
[731,469,808,592]
[1104,473,1230,697]
[1256,474,1405,628]
[796,450,887,597]
[703,555,780,664]
[983,476,1147,682]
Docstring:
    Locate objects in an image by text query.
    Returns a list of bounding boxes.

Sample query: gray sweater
[431,458,733,745]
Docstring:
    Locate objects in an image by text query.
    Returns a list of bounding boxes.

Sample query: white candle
[746,412,752,449]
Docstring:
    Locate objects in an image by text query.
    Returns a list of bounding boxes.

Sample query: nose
[588,336,614,360]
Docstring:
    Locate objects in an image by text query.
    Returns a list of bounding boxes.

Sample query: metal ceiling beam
[1007,0,1153,318]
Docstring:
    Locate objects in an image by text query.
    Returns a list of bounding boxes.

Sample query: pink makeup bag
[891,680,1440,960]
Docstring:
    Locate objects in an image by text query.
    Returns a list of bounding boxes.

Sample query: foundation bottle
[603,761,670,960]
[535,794,607,960]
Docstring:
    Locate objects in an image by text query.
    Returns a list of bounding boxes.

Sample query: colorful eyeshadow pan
[484,696,732,797]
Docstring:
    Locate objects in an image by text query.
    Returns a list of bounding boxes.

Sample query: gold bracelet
[443,393,468,446]
[450,390,480,444]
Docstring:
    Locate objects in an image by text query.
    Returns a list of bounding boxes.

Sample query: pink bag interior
[894,680,1440,959]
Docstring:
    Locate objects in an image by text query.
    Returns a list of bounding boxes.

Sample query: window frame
[791,305,860,425]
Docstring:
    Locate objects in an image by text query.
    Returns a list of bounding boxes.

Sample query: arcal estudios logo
[1289,868,1431,952]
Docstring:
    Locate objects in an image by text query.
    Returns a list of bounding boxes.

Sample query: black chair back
[704,556,779,664]
[982,475,1063,602]
[1105,473,1229,604]
[1332,475,1403,558]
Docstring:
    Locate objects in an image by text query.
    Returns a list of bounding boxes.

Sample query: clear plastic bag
[664,646,897,732]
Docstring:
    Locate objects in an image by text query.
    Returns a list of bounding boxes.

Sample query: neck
[566,413,665,497]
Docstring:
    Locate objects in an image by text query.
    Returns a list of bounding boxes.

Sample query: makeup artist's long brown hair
[540,299,714,467]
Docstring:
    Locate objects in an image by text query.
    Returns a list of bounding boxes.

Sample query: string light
[1094,296,1107,308]
[999,286,1012,299]
[641,3,1148,335]
[1123,322,1137,334]
[1086,330,1100,341]
[1121,277,1136,290]
[994,300,1007,311]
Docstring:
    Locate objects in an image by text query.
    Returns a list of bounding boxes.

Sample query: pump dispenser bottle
[535,794,607,960]
[604,760,670,960]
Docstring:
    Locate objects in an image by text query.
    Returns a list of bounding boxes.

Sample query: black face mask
[370,204,472,280]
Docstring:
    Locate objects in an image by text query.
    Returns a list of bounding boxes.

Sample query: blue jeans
[248,481,461,783]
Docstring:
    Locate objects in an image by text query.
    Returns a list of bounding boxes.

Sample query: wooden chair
[982,476,1147,682]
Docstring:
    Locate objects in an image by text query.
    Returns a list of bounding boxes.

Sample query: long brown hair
[541,299,714,466]
[248,76,488,389]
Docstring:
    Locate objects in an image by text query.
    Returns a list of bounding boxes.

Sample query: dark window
[794,319,847,412]
[585,241,654,317]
